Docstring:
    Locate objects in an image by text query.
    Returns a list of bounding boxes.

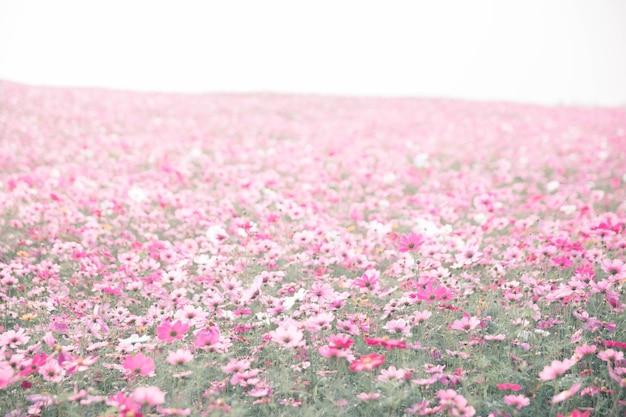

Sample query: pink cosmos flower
[556,411,590,417]
[0,361,18,388]
[496,383,523,391]
[0,329,31,348]
[411,284,454,302]
[356,392,381,400]
[449,315,481,332]
[601,258,625,280]
[573,344,597,360]
[364,336,407,350]
[605,340,626,349]
[377,366,412,382]
[326,334,353,350]
[607,361,626,387]
[551,383,581,404]
[132,386,166,406]
[248,380,272,397]
[436,389,475,416]
[123,352,156,377]
[503,394,530,409]
[349,353,385,372]
[597,348,624,362]
[570,328,583,344]
[230,369,262,387]
[413,310,432,324]
[318,344,355,361]
[269,324,304,349]
[19,352,47,376]
[107,391,141,415]
[484,334,506,341]
[157,320,189,343]
[384,318,411,335]
[39,360,65,382]
[353,273,380,293]
[539,358,577,380]
[61,354,99,375]
[166,349,194,366]
[193,326,221,350]
[398,232,425,252]
[222,358,251,374]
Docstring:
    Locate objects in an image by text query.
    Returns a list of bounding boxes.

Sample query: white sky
[1,0,625,106]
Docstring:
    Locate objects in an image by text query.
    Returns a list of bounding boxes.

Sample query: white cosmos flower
[119,334,151,345]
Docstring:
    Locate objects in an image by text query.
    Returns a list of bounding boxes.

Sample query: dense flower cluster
[0,80,625,416]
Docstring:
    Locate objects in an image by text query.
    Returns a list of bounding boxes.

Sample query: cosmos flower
[157,320,189,343]
[123,353,156,377]
[132,386,166,406]
[349,353,385,372]
[539,358,576,380]
[398,232,425,252]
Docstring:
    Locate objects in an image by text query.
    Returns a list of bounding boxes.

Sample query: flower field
[0,80,625,417]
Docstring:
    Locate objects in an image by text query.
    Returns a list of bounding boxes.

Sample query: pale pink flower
[249,380,272,397]
[166,349,194,366]
[0,361,18,388]
[601,258,625,280]
[484,334,506,341]
[539,358,577,380]
[377,366,411,382]
[413,310,432,324]
[39,361,65,383]
[503,394,530,409]
[597,349,624,362]
[551,383,581,404]
[132,386,166,406]
[0,329,30,348]
[449,315,481,332]
[570,328,583,344]
[356,392,381,400]
[573,344,597,360]
[269,324,304,349]
[222,358,251,373]
[384,318,411,335]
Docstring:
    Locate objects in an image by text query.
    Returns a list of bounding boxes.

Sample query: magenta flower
[552,256,573,269]
[123,352,156,377]
[349,353,385,372]
[496,383,523,391]
[326,334,354,350]
[411,284,454,302]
